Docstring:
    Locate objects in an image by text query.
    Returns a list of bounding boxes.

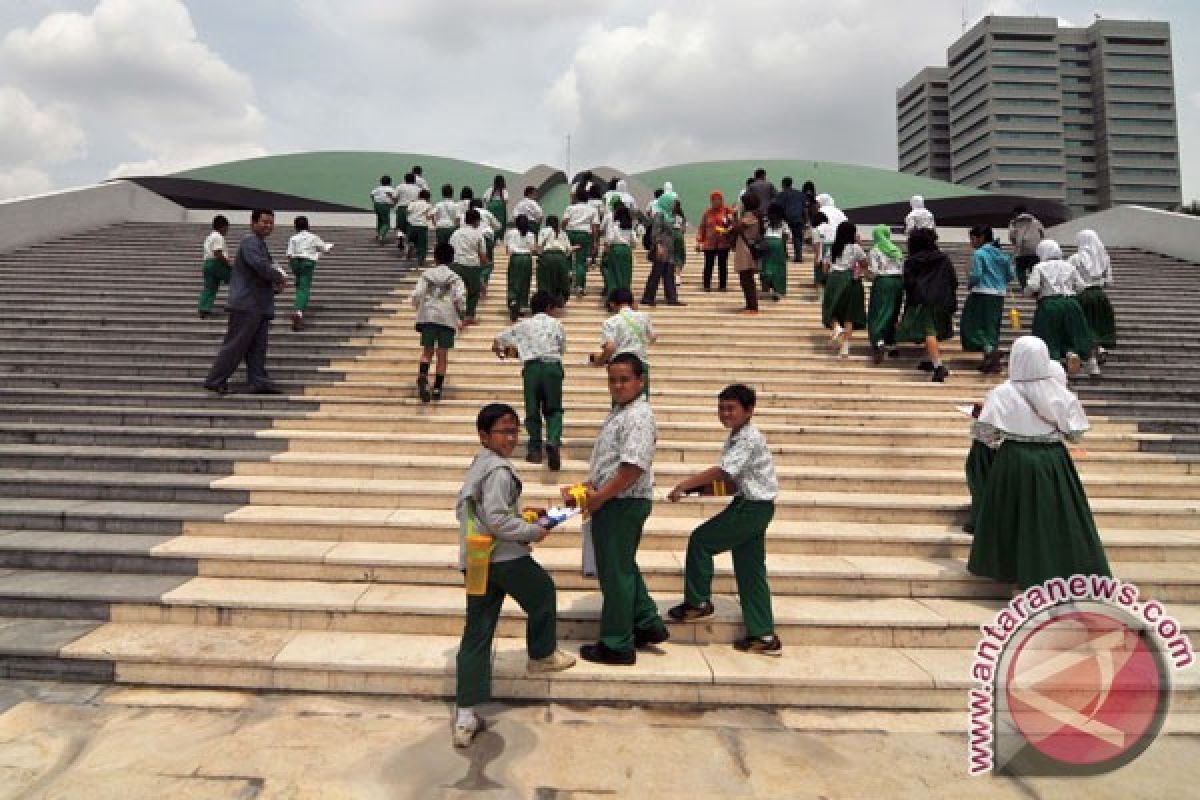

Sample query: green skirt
[486,197,507,231]
[896,303,953,343]
[967,440,1111,589]
[606,244,634,292]
[964,439,995,533]
[959,293,1004,353]
[537,250,571,302]
[1032,295,1092,361]
[672,230,687,267]
[821,270,866,328]
[761,237,788,296]
[1077,286,1116,348]
[866,275,903,345]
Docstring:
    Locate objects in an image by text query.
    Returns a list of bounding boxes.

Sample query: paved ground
[1,681,1197,799]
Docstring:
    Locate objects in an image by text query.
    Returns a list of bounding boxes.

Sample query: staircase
[0,222,1197,709]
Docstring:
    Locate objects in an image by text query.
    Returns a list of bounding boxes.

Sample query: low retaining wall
[1049,205,1199,264]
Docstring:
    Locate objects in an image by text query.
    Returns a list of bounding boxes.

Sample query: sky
[0,0,1195,201]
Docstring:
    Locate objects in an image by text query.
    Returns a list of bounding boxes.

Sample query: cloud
[0,86,86,166]
[0,0,265,178]
[0,166,55,201]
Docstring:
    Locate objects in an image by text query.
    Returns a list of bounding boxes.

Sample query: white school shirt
[504,229,536,255]
[538,228,571,253]
[485,188,509,204]
[286,231,334,261]
[763,222,789,241]
[393,184,420,205]
[414,175,430,192]
[814,222,836,263]
[406,199,433,228]
[829,243,867,274]
[370,185,396,204]
[1027,260,1086,298]
[433,199,460,229]
[512,198,543,224]
[477,207,501,239]
[203,231,226,260]
[601,308,654,362]
[868,248,904,277]
[606,223,638,247]
[450,226,488,266]
[562,202,599,232]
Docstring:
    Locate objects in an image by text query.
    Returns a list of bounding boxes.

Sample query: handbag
[740,228,766,261]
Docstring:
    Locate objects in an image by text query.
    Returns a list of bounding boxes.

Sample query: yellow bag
[1009,307,1021,331]
[464,500,495,596]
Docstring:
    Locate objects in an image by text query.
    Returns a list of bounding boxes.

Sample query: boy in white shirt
[285,216,335,331]
[472,197,503,294]
[197,215,231,318]
[406,189,434,266]
[594,287,656,397]
[393,173,421,255]
[433,184,461,249]
[449,209,490,324]
[370,176,397,243]
[512,186,544,236]
[563,189,600,297]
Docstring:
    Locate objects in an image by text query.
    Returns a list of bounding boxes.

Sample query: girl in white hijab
[1067,229,1115,376]
[904,195,936,235]
[965,336,1110,589]
[816,193,847,228]
[1025,239,1092,376]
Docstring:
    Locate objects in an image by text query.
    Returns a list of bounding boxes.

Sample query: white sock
[455,707,476,726]
[932,359,942,368]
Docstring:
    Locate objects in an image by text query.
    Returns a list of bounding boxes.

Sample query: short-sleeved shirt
[393,184,420,205]
[589,396,656,499]
[449,225,487,267]
[495,313,566,362]
[433,199,460,229]
[868,248,904,277]
[407,199,433,228]
[286,231,333,261]
[203,231,226,260]
[504,229,536,255]
[538,228,572,252]
[512,198,543,224]
[719,423,778,502]
[562,202,599,232]
[830,243,867,274]
[370,186,396,204]
[601,308,654,362]
[605,222,638,247]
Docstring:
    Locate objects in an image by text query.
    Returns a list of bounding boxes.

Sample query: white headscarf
[910,195,925,210]
[817,194,847,227]
[978,336,1089,438]
[1073,229,1110,284]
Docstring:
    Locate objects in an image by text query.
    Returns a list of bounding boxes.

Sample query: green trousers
[522,360,563,448]
[456,555,557,707]
[567,230,591,290]
[289,258,315,312]
[591,498,665,652]
[411,226,429,264]
[436,227,455,248]
[197,258,231,312]
[394,205,409,242]
[483,237,497,284]
[537,251,571,305]
[452,263,484,319]
[373,202,392,240]
[684,497,776,637]
[507,253,533,313]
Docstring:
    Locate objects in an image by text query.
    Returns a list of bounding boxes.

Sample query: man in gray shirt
[203,209,287,395]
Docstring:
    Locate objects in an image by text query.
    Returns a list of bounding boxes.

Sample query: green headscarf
[873,224,903,261]
[654,181,678,218]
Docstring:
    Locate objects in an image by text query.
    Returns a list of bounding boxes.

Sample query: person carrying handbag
[640,184,686,307]
[733,192,764,314]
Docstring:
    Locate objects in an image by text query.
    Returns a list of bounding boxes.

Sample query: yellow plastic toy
[1009,307,1021,330]
[564,484,591,519]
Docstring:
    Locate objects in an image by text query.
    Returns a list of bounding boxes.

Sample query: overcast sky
[0,0,1195,201]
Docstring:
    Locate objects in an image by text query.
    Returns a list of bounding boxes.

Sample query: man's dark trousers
[205,310,272,389]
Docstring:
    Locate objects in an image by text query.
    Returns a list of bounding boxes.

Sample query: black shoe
[204,382,230,395]
[633,625,670,648]
[545,445,561,471]
[641,301,657,307]
[733,634,782,657]
[417,378,431,404]
[870,343,884,365]
[508,307,519,322]
[963,523,975,534]
[580,641,636,666]
[887,347,900,359]
[917,360,935,372]
[667,600,715,622]
[431,386,443,401]
[980,350,1003,373]
[666,301,688,306]
[704,286,712,292]
[932,365,950,383]
[526,447,543,465]
[249,383,284,395]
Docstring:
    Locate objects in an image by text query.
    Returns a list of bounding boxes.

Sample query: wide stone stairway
[0,221,1197,710]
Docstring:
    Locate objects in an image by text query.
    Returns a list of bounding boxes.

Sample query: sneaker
[1097,347,1108,366]
[980,350,1003,374]
[204,382,230,395]
[633,625,670,647]
[197,310,211,319]
[932,365,950,383]
[872,340,885,365]
[452,713,485,748]
[579,641,636,666]
[733,634,783,657]
[830,325,845,347]
[887,347,900,359]
[668,600,715,622]
[1065,352,1083,376]
[526,447,543,465]
[1087,357,1101,377]
[916,360,935,372]
[771,291,781,302]
[291,311,304,331]
[417,378,431,404]
[527,649,577,673]
[508,307,518,322]
[545,445,561,471]
[431,385,443,401]
[839,342,850,359]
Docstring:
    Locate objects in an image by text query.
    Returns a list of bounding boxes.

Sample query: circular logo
[1003,604,1170,772]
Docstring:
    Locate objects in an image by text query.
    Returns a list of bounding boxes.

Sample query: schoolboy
[449,208,490,324]
[453,402,576,748]
[562,353,669,665]
[406,189,434,266]
[410,242,467,403]
[593,288,655,397]
[197,215,231,317]
[562,188,600,296]
[512,186,544,235]
[667,384,781,656]
[493,290,566,470]
[370,175,397,243]
[285,216,334,331]
[433,184,462,248]
[393,173,421,255]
